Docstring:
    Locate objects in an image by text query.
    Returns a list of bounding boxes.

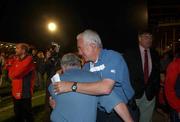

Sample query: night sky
[0,0,148,52]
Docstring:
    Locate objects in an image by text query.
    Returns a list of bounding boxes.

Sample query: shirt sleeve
[101,53,131,84]
[99,90,127,113]
[9,56,35,79]
[101,53,121,82]
[165,61,180,112]
[101,52,134,102]
[48,84,56,99]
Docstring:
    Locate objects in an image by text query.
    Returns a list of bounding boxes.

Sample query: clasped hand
[53,81,72,94]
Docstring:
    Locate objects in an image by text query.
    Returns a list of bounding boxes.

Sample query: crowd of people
[0,29,179,122]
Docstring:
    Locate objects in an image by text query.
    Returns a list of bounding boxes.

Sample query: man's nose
[78,50,82,55]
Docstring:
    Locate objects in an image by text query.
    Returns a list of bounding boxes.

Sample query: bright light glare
[48,22,57,32]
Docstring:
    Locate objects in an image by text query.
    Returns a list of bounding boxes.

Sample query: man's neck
[92,48,101,63]
[19,54,27,60]
[139,44,150,50]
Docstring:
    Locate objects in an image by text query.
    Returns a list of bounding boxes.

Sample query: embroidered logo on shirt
[110,69,116,73]
[90,64,105,72]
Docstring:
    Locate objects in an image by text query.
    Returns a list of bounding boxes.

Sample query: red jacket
[165,58,180,112]
[8,55,35,99]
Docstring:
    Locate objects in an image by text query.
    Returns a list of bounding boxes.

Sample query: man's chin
[84,59,90,62]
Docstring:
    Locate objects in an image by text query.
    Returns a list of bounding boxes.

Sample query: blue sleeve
[101,52,134,102]
[48,84,56,99]
[101,52,122,82]
[99,88,128,113]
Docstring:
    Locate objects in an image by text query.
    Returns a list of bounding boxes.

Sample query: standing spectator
[31,48,38,61]
[30,48,38,90]
[123,29,160,122]
[160,50,173,72]
[8,43,35,122]
[52,29,136,122]
[36,51,45,89]
[157,71,169,113]
[3,53,16,87]
[0,52,5,86]
[31,48,38,66]
[44,46,61,122]
[165,48,180,122]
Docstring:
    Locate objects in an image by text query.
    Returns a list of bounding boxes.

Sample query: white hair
[77,29,103,48]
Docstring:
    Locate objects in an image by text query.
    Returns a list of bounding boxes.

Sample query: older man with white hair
[53,29,137,122]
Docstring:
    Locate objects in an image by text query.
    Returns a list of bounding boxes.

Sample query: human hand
[56,69,63,74]
[49,97,56,109]
[53,81,73,94]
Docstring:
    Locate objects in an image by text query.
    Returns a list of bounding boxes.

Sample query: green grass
[0,90,46,122]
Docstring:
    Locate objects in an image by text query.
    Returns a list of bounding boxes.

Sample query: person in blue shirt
[49,53,100,122]
[53,29,136,122]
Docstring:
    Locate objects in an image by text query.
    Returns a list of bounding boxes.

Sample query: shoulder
[101,49,123,61]
[62,69,101,82]
[174,58,180,64]
[100,49,127,69]
[169,58,180,68]
[80,69,101,80]
[103,49,120,56]
[25,55,33,61]
[166,60,177,72]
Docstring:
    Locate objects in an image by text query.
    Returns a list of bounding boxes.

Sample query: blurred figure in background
[35,51,45,90]
[0,52,5,87]
[44,43,61,122]
[165,48,180,122]
[123,29,160,122]
[160,50,173,72]
[8,43,35,122]
[156,71,169,118]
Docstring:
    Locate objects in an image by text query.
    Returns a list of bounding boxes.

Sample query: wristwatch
[71,82,77,92]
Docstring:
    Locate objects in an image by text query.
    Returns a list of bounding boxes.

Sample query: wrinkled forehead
[15,44,21,48]
[139,33,152,37]
[77,38,89,46]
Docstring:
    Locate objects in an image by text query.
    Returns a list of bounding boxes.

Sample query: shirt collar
[139,45,149,53]
[94,49,103,64]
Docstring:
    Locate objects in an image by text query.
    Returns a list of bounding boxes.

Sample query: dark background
[0,0,179,52]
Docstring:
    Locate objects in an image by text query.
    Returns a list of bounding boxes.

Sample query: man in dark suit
[123,29,160,122]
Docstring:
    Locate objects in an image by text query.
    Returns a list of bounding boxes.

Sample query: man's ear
[90,43,97,48]
[138,36,141,43]
[22,49,26,54]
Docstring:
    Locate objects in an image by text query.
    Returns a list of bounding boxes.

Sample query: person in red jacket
[8,43,35,122]
[165,49,180,122]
